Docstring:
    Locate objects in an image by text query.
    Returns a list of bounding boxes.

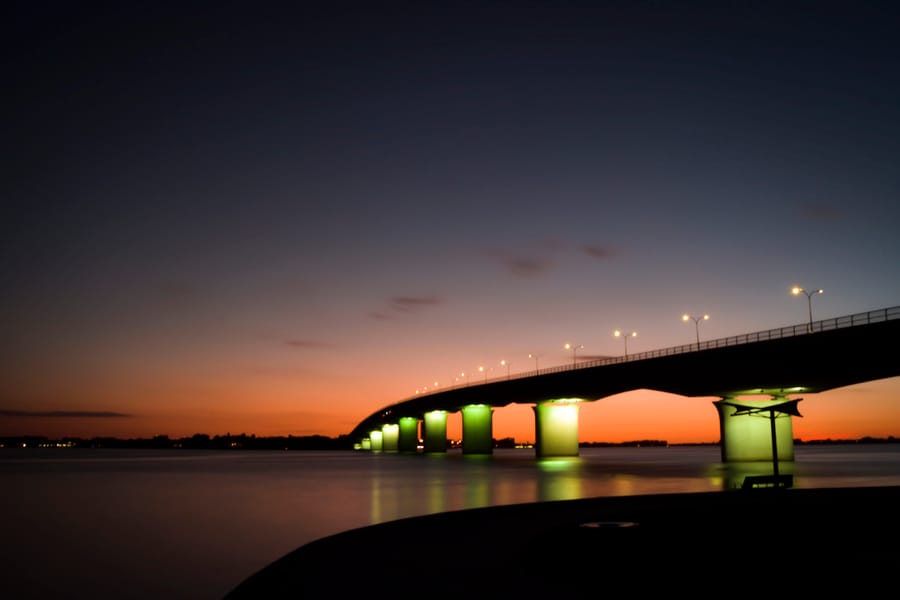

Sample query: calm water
[2,444,899,599]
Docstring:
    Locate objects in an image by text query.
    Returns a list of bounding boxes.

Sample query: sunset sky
[4,1,900,444]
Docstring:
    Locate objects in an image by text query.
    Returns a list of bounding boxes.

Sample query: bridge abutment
[533,400,581,458]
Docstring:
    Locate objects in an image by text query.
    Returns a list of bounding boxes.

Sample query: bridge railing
[411,305,900,397]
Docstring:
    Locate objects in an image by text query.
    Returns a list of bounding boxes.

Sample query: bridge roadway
[350,306,900,462]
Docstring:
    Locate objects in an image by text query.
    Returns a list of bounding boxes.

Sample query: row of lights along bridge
[413,286,823,395]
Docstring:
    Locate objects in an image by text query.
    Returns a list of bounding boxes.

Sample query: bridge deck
[351,306,900,441]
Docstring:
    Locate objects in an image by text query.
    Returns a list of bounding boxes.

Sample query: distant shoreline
[1,433,897,450]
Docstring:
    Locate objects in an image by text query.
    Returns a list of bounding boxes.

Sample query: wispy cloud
[480,246,555,278]
[580,244,615,259]
[368,295,443,320]
[285,339,333,349]
[504,255,554,277]
[391,295,442,313]
[0,410,133,418]
[483,240,615,278]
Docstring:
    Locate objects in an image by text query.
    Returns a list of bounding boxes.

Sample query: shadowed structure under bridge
[350,306,900,467]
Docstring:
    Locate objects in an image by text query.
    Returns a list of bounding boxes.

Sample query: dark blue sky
[3,1,900,441]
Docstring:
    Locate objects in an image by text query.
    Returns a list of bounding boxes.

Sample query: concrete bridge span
[350,306,900,464]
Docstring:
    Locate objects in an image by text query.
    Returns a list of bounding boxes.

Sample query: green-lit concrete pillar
[398,417,419,453]
[381,423,399,453]
[715,395,797,462]
[533,400,581,458]
[369,430,384,453]
[422,410,448,453]
[460,404,493,455]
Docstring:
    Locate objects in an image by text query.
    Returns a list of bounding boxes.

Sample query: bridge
[349,306,900,464]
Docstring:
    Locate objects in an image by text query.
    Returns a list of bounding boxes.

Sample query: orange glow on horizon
[3,377,899,445]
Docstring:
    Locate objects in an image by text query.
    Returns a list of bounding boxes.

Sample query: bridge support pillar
[715,396,796,462]
[423,410,448,453]
[369,430,384,453]
[461,404,493,455]
[533,400,580,458]
[381,423,399,453]
[398,417,419,453]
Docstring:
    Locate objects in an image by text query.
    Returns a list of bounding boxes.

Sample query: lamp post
[461,371,469,386]
[564,343,582,366]
[528,353,540,374]
[613,330,636,358]
[478,365,487,382]
[682,313,709,349]
[791,286,823,333]
[500,359,510,379]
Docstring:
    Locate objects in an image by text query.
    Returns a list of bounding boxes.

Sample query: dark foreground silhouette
[226,486,900,597]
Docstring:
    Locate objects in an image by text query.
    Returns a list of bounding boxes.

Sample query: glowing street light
[613,330,636,357]
[500,359,510,379]
[460,371,469,386]
[791,286,823,333]
[528,353,541,374]
[478,365,487,382]
[420,380,439,393]
[564,343,583,366]
[682,313,709,349]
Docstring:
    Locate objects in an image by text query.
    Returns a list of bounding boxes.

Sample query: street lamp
[682,313,709,349]
[528,353,540,374]
[460,371,469,386]
[500,359,510,379]
[791,286,823,333]
[478,365,487,382]
[613,330,636,357]
[564,343,582,366]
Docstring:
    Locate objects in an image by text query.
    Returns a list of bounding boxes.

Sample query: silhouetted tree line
[1,433,356,450]
[2,434,896,450]
[580,440,671,447]
[798,436,897,445]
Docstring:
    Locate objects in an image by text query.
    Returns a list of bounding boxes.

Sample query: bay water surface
[2,444,899,599]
